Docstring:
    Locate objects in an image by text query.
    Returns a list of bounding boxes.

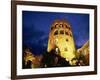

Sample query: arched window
[65,25,69,29]
[70,33,72,37]
[60,30,64,34]
[54,30,58,35]
[55,24,58,28]
[65,25,71,30]
[66,38,69,42]
[65,31,69,35]
[69,27,71,30]
[59,24,63,28]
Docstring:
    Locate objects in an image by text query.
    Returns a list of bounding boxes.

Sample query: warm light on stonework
[47,19,76,63]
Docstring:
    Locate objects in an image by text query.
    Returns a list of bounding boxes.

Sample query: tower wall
[47,20,76,61]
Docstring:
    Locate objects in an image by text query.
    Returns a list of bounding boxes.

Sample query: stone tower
[47,19,76,62]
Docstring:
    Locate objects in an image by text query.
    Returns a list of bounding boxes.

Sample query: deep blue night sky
[22,11,89,55]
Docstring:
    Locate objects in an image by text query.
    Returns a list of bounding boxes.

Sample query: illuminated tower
[47,19,76,62]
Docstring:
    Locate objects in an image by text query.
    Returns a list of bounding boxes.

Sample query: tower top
[50,19,71,31]
[52,19,70,24]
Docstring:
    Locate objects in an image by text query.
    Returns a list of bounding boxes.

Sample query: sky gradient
[22,11,89,55]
